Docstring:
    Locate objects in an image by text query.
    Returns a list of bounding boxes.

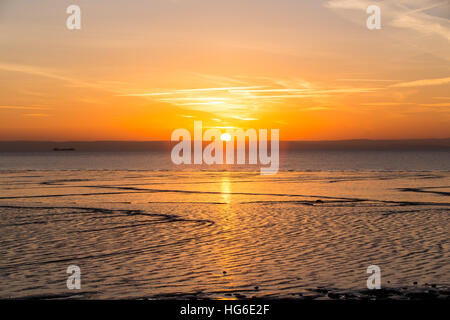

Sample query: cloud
[0,105,52,110]
[420,103,450,107]
[360,102,415,106]
[178,101,225,106]
[391,77,450,87]
[120,86,265,97]
[117,73,382,120]
[0,62,120,91]
[337,79,399,82]
[23,113,51,117]
[230,115,258,121]
[325,0,450,42]
[325,0,369,10]
[0,63,73,82]
[391,10,450,41]
[160,97,230,101]
[229,88,310,94]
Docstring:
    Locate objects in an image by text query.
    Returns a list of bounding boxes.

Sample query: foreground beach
[0,170,449,299]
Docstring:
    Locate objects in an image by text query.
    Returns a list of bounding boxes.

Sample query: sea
[0,150,449,299]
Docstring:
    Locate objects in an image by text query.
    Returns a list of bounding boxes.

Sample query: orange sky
[0,0,449,141]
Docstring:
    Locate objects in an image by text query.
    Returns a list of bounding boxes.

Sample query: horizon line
[1,138,450,143]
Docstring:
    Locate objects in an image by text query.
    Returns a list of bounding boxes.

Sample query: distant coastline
[0,139,449,152]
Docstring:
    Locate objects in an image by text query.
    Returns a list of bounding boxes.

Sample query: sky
[0,0,449,141]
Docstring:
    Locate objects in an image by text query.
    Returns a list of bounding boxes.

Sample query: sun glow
[220,133,232,141]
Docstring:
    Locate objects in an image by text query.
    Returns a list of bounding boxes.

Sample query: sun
[220,132,232,141]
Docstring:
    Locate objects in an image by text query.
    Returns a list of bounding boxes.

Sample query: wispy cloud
[120,74,382,119]
[160,97,231,101]
[325,0,450,42]
[228,88,310,94]
[360,102,416,106]
[178,101,226,106]
[0,63,72,82]
[0,105,52,110]
[325,0,368,10]
[120,86,265,97]
[23,113,51,117]
[337,79,400,82]
[0,62,123,91]
[230,115,258,121]
[391,76,450,87]
[391,10,450,41]
[420,102,450,107]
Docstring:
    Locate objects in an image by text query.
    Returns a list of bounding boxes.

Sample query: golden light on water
[220,175,231,204]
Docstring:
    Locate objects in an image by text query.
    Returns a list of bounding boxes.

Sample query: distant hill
[0,139,449,152]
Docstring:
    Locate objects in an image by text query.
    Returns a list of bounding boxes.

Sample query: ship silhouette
[53,147,75,151]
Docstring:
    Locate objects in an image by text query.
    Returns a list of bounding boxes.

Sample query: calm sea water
[0,151,449,171]
[0,151,449,299]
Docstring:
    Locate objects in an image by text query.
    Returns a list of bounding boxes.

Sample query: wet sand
[0,170,449,299]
